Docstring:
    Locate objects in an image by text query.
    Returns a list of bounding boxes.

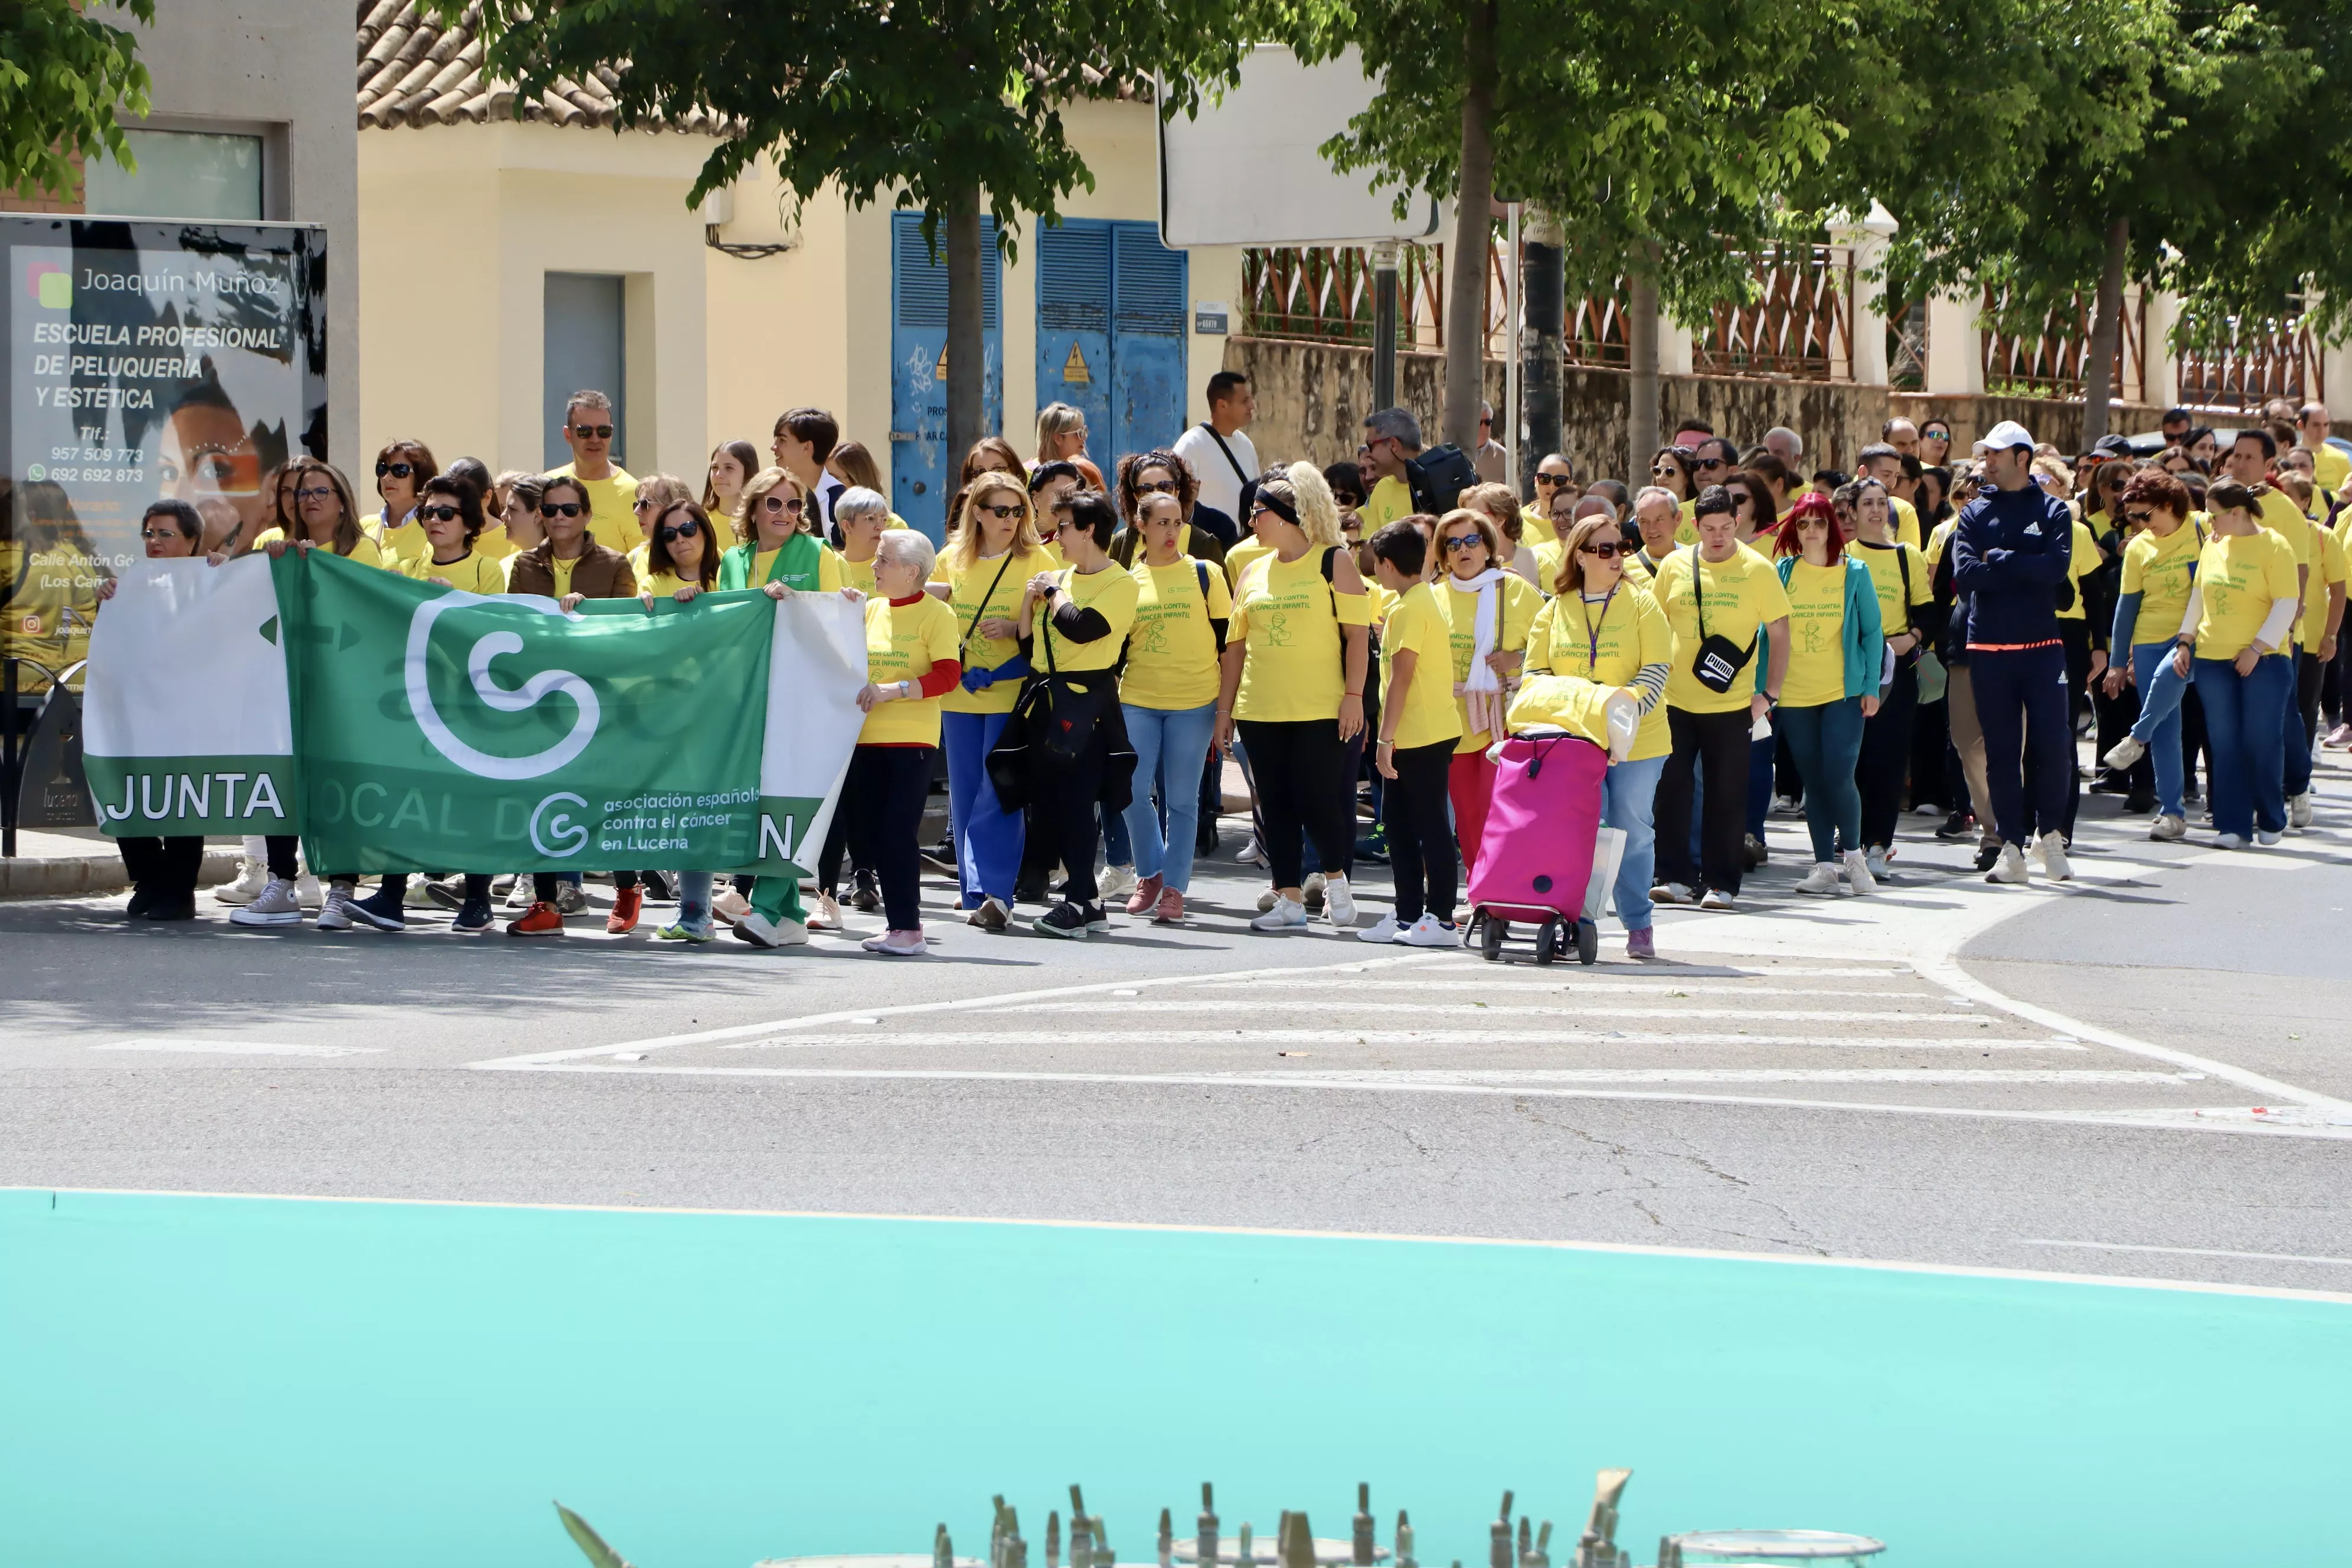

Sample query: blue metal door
[1034,220,1112,477]
[1109,222,1189,465]
[891,211,1001,540]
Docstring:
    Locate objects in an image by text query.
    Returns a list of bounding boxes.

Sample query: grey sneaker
[2102,735,2146,771]
[228,878,302,928]
[314,887,357,930]
[554,881,589,915]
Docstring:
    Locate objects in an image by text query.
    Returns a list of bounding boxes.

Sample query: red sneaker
[1153,886,1186,923]
[506,901,565,937]
[1125,872,1164,916]
[607,886,642,934]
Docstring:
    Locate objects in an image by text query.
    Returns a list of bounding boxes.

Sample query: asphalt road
[6,751,2350,1296]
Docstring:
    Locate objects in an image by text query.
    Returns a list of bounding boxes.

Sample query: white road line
[91,1038,384,1058]
[1163,981,1934,998]
[2020,1239,2352,1268]
[966,1000,2004,1023]
[707,1030,2086,1052]
[1917,952,2352,1116]
[464,950,1462,1068]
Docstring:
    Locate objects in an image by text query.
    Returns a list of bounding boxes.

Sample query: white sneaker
[1863,845,1891,880]
[1986,844,2028,884]
[1842,849,1878,896]
[1357,913,1404,943]
[1322,874,1357,926]
[1302,870,1327,909]
[2102,735,2146,771]
[213,858,269,905]
[314,887,356,929]
[294,871,324,910]
[1794,862,1841,897]
[2150,814,2186,842]
[1401,913,1461,948]
[1250,896,1308,931]
[1256,886,1280,912]
[1098,863,1138,902]
[2256,828,2284,846]
[1698,888,1737,911]
[712,887,752,924]
[2289,792,2314,828]
[2034,832,2072,881]
[403,878,441,909]
[732,912,810,948]
[504,879,535,909]
[2215,832,2248,850]
[228,878,302,927]
[1651,882,1696,906]
[1236,835,1265,866]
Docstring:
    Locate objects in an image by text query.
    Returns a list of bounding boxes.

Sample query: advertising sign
[0,217,326,695]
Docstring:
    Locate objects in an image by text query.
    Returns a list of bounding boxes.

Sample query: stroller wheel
[1480,912,1505,962]
[1575,918,1599,965]
[1533,916,1560,966]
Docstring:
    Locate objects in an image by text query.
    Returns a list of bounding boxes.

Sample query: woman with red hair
[1769,491,1884,896]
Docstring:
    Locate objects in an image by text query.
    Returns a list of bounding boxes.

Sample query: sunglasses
[1651,465,1680,477]
[762,495,805,514]
[1578,541,1621,558]
[1696,458,1730,471]
[1135,479,1181,494]
[375,461,414,479]
[976,502,1024,521]
[656,520,703,543]
[632,496,656,511]
[1533,473,1570,486]
[293,486,334,502]
[540,501,584,518]
[1442,533,1483,552]
[419,505,463,522]
[571,424,615,440]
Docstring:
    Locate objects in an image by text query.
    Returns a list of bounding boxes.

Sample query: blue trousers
[943,708,1022,908]
[1777,697,1866,862]
[1603,754,1667,932]
[1971,644,2073,845]
[1121,701,1218,893]
[2284,649,2315,799]
[2128,642,2188,817]
[2194,654,2294,839]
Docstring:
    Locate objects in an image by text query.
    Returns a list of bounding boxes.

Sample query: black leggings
[1382,739,1456,923]
[847,744,934,929]
[117,836,203,902]
[1857,660,1918,848]
[817,808,851,896]
[1033,729,1109,907]
[1655,706,1753,895]
[1235,718,1354,890]
[263,834,300,880]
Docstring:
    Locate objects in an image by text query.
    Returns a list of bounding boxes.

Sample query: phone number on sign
[26,465,146,484]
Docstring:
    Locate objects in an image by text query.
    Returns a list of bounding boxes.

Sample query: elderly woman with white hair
[845,527,963,954]
[1214,461,1374,931]
[806,485,894,927]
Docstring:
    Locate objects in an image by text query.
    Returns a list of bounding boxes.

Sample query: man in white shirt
[772,406,848,540]
[1171,371,1257,545]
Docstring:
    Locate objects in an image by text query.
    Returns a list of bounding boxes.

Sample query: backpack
[1407,444,1479,517]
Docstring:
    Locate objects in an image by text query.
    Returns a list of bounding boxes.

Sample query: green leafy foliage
[0,0,152,201]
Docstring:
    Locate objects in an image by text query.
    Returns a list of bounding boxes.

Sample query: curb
[1,845,242,900]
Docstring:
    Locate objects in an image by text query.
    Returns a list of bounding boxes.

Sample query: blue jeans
[676,871,713,929]
[1777,697,1866,862]
[943,708,1023,907]
[2128,642,2188,816]
[2194,654,2294,839]
[2284,649,2315,799]
[1603,754,1667,932]
[1121,701,1219,892]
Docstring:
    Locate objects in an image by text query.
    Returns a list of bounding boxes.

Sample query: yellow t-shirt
[251,528,387,571]
[933,544,1059,714]
[837,551,879,597]
[1651,546,1794,714]
[1434,571,1543,752]
[1223,537,1275,592]
[1504,675,1617,749]
[2300,521,2347,648]
[1525,583,1672,761]
[1520,505,1558,547]
[2194,530,2300,659]
[1848,540,1930,638]
[858,593,962,747]
[1925,517,1959,569]
[1675,498,1699,547]
[1039,563,1141,675]
[1364,579,1398,627]
[640,569,711,602]
[373,512,433,570]
[548,555,579,599]
[1378,581,1464,752]
[2054,520,2098,621]
[2308,442,2351,495]
[1626,545,1675,588]
[475,522,519,561]
[2119,523,2203,647]
[0,543,102,682]
[545,463,639,554]
[1780,559,1853,707]
[1364,474,1414,533]
[1531,539,1566,596]
[1230,547,1374,722]
[403,550,508,597]
[2258,488,2314,570]
[1891,495,1923,551]
[752,543,845,593]
[626,540,651,582]
[1123,557,1232,711]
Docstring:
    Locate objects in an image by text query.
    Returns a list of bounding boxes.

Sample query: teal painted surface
[2,1188,2347,1568]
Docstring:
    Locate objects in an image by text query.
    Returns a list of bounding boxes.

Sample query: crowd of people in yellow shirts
[70,376,2350,960]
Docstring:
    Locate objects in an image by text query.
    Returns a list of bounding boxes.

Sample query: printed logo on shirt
[2023,522,2043,537]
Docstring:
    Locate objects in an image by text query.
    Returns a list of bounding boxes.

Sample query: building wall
[360,123,712,489]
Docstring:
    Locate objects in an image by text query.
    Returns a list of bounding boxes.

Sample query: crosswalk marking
[711,1029,2083,1051]
[966,1001,2004,1024]
[531,1063,2196,1087]
[1155,980,1939,998]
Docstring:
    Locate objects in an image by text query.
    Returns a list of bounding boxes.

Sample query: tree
[0,0,152,201]
[459,0,1249,516]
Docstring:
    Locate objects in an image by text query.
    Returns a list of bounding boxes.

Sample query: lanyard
[1578,583,1620,672]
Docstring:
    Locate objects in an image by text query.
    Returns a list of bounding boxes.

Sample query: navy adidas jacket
[1949,484,2072,648]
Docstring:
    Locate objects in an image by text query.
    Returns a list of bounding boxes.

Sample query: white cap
[1972,419,2034,455]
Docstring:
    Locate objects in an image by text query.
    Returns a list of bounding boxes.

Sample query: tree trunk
[2082,215,2129,449]
[945,194,985,476]
[1442,0,1498,452]
[1627,267,1660,477]
[1520,202,1563,493]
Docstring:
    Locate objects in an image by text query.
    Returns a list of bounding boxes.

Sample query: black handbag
[1684,546,1758,694]
[985,575,1122,811]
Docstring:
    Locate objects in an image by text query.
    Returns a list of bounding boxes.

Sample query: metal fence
[1693,244,1854,380]
[2175,311,2318,411]
[1980,287,2147,399]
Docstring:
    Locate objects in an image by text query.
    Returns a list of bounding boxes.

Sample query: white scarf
[1448,567,1510,739]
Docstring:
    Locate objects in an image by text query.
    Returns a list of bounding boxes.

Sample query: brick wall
[0,153,84,214]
